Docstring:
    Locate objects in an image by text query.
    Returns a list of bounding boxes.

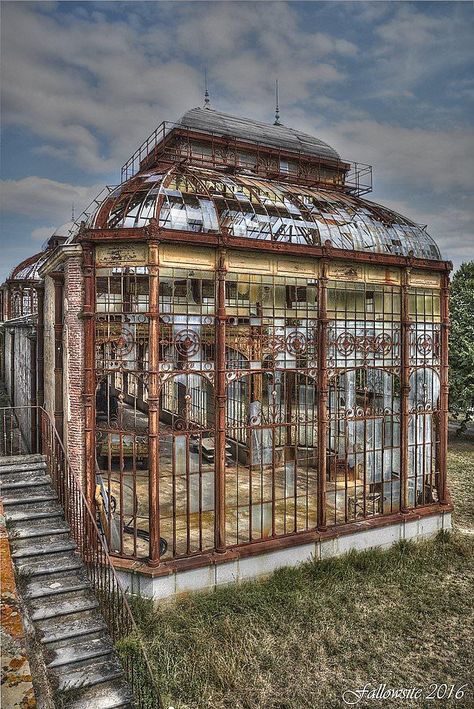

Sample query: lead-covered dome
[177,107,341,162]
[91,164,441,260]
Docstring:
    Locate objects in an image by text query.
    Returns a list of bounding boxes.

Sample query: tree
[449,261,474,433]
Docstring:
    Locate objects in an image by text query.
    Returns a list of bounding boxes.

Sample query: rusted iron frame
[438,271,450,504]
[82,227,452,274]
[134,123,350,173]
[400,267,410,513]
[215,247,227,553]
[8,251,44,281]
[127,125,368,195]
[317,260,328,531]
[83,242,96,504]
[224,271,319,542]
[79,230,450,560]
[147,238,161,565]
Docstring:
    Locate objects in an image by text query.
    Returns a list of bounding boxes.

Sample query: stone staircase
[0,453,134,709]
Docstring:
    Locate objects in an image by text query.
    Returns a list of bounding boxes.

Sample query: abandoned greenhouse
[0,106,452,598]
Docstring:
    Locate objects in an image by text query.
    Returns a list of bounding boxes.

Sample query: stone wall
[1,323,35,449]
[116,509,453,600]
[13,325,33,410]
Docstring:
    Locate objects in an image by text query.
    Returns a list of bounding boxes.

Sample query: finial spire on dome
[274,79,281,126]
[204,68,210,109]
[71,202,75,221]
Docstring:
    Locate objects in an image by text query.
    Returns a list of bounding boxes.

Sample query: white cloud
[0,177,103,220]
[0,2,354,174]
[0,1,472,274]
[369,4,473,97]
[322,120,474,192]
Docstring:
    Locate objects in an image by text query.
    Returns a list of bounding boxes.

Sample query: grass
[133,440,474,709]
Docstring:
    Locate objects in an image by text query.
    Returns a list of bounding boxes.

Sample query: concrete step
[2,451,138,708]
[47,635,114,668]
[24,570,89,599]
[9,517,70,540]
[11,534,76,559]
[0,469,50,489]
[52,655,124,692]
[65,679,134,709]
[15,551,82,578]
[5,499,64,522]
[2,485,57,506]
[0,453,46,467]
[37,609,107,644]
[29,589,98,621]
[0,462,47,476]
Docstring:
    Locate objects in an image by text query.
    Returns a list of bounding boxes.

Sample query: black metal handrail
[0,405,162,709]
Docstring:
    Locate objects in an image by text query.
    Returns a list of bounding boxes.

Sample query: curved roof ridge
[9,251,46,282]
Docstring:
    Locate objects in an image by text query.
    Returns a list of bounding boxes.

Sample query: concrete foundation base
[116,510,452,601]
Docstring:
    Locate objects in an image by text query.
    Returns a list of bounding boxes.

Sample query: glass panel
[224,270,319,545]
[327,366,402,526]
[94,266,150,560]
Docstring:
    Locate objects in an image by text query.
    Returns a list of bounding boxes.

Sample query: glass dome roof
[8,251,46,282]
[91,165,441,260]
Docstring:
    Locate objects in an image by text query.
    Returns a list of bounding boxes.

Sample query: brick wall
[43,276,55,421]
[63,256,86,486]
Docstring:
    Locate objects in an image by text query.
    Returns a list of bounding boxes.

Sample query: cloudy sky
[1,0,473,280]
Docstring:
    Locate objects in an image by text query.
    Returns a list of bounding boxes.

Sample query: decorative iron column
[83,241,96,504]
[317,260,328,532]
[438,269,450,505]
[215,249,227,553]
[400,266,411,514]
[147,238,161,565]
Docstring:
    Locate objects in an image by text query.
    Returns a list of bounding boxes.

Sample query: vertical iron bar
[317,260,328,531]
[438,270,450,504]
[148,238,161,565]
[400,266,410,513]
[83,241,96,504]
[215,248,227,553]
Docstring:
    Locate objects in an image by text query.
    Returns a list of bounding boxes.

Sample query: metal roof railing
[120,120,373,197]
